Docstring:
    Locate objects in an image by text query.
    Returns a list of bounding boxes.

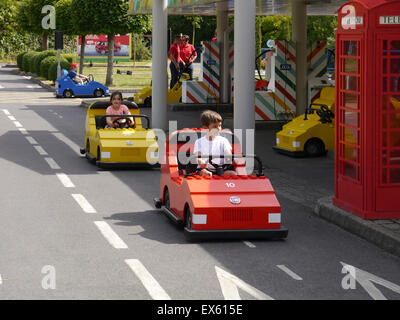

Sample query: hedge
[48,58,70,81]
[17,52,27,69]
[62,54,74,64]
[39,56,58,78]
[32,50,57,75]
[22,51,40,73]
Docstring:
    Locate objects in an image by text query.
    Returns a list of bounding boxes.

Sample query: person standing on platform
[169,35,183,89]
[179,35,197,81]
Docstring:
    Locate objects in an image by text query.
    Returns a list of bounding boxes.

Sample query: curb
[314,196,400,258]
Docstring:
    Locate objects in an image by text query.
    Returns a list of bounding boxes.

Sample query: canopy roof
[128,0,349,16]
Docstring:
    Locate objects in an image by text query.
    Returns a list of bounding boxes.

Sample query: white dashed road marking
[44,157,61,170]
[25,136,38,145]
[18,128,28,134]
[8,116,16,121]
[56,173,75,188]
[94,221,128,249]
[0,274,2,285]
[243,241,256,248]
[33,145,48,156]
[0,85,4,89]
[2,109,10,115]
[125,259,171,300]
[71,194,97,213]
[13,121,23,128]
[276,265,303,281]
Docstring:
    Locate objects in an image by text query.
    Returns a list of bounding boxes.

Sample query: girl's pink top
[106,104,130,122]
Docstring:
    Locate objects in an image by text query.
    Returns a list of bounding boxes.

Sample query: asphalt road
[0,66,399,300]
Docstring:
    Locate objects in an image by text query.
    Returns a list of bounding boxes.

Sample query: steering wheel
[112,117,133,128]
[209,157,233,176]
[87,74,94,82]
[316,105,334,123]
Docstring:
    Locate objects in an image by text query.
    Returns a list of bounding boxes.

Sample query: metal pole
[292,0,308,116]
[217,2,229,103]
[234,0,256,146]
[152,0,168,131]
[57,49,61,79]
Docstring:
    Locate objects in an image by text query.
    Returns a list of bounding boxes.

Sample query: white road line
[25,136,38,145]
[44,157,61,170]
[18,128,28,135]
[243,241,256,248]
[13,121,23,128]
[2,109,10,115]
[8,116,16,121]
[94,221,128,249]
[71,194,97,213]
[0,85,4,89]
[51,132,82,156]
[0,274,2,285]
[125,259,171,300]
[34,145,48,156]
[56,173,75,188]
[276,265,303,281]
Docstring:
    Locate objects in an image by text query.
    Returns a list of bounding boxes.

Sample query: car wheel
[164,189,170,210]
[144,97,152,107]
[305,138,325,157]
[94,89,103,98]
[185,206,192,230]
[63,89,73,98]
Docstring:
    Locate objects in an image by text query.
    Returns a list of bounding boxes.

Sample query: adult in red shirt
[169,35,183,89]
[179,35,197,80]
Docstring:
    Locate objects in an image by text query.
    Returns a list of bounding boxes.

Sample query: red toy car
[95,42,121,55]
[153,129,288,241]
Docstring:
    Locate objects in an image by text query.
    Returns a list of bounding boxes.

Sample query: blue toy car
[55,69,110,98]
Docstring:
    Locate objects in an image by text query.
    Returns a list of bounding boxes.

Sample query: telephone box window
[345,59,358,73]
[343,161,357,180]
[390,59,400,74]
[344,93,358,109]
[344,41,358,56]
[390,77,400,92]
[389,168,400,184]
[391,41,400,56]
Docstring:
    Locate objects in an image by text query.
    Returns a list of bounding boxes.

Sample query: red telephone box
[334,0,400,219]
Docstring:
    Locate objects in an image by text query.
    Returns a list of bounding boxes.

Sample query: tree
[16,0,58,50]
[73,0,150,86]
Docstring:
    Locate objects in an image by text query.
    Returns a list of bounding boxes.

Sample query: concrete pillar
[234,0,256,135]
[152,0,168,131]
[291,0,308,116]
[217,2,229,103]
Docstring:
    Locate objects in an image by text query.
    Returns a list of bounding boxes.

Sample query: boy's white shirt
[193,135,232,171]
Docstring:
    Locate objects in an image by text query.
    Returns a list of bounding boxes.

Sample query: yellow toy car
[133,73,190,107]
[273,87,335,157]
[79,100,159,168]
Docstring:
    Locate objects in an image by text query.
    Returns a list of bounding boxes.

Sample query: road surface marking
[2,109,10,115]
[18,128,28,135]
[94,221,128,249]
[125,259,171,300]
[0,85,4,89]
[34,145,48,156]
[341,262,400,300]
[243,241,256,248]
[25,136,38,145]
[13,121,23,128]
[8,116,16,121]
[215,266,274,300]
[56,173,75,188]
[276,265,303,281]
[44,157,61,170]
[0,274,2,284]
[52,132,83,156]
[71,194,97,213]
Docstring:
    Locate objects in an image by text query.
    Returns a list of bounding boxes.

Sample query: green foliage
[22,51,40,72]
[307,16,338,50]
[18,0,58,35]
[40,55,58,78]
[32,50,57,75]
[168,15,216,47]
[132,34,151,61]
[62,53,75,64]
[260,16,292,48]
[55,0,76,35]
[48,58,70,81]
[17,52,27,69]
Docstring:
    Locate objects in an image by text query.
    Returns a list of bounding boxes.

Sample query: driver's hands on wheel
[199,168,212,177]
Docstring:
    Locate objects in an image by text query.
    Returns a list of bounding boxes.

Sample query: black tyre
[164,189,170,210]
[144,97,152,107]
[305,139,325,157]
[63,89,73,98]
[97,147,101,162]
[94,89,103,98]
[185,206,192,230]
